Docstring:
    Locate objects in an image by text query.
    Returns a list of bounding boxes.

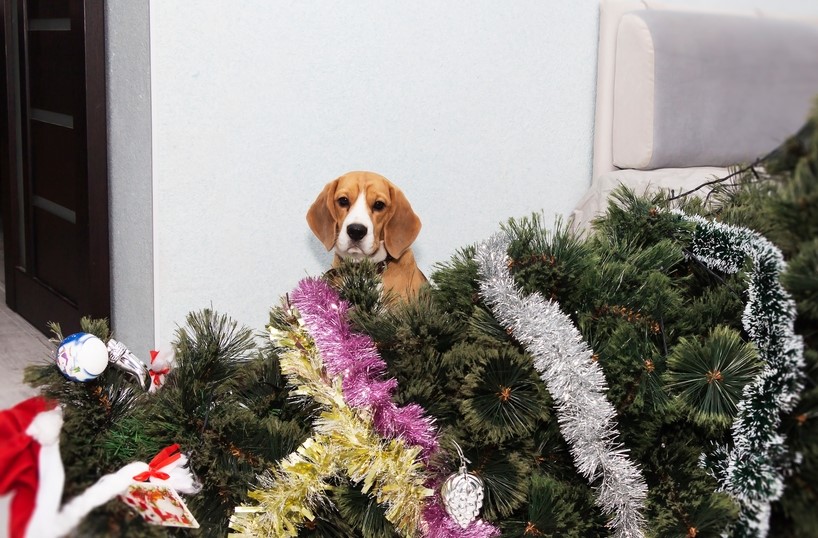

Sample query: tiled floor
[0,279,53,538]
[1,230,53,409]
[0,285,51,410]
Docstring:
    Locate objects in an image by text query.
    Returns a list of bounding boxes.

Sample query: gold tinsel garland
[229,309,433,537]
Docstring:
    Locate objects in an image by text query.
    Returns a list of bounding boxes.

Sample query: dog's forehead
[336,173,392,200]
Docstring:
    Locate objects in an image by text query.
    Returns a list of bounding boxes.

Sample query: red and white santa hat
[0,396,63,538]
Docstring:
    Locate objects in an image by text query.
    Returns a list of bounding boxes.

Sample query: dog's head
[307,171,421,262]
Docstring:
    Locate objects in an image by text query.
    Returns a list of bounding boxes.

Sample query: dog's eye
[337,197,350,208]
[373,201,386,211]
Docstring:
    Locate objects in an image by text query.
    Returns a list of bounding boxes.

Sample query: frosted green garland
[676,211,805,538]
[475,232,647,538]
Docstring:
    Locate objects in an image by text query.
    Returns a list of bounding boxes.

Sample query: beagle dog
[307,171,427,300]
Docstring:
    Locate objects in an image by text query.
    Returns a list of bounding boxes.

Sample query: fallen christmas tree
[17,107,818,537]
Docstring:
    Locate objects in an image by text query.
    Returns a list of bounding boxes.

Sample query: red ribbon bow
[149,350,170,388]
[133,444,182,482]
[149,368,170,388]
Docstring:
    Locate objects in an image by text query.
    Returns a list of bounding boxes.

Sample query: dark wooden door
[0,0,109,336]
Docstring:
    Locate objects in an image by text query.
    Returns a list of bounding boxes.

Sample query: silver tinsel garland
[677,212,805,538]
[475,232,647,538]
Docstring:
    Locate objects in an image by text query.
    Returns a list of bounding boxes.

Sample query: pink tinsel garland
[290,278,499,538]
[290,278,439,457]
[422,500,501,538]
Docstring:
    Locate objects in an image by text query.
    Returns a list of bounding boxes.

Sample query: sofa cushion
[612,10,818,170]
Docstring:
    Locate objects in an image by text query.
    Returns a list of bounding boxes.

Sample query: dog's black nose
[347,223,367,241]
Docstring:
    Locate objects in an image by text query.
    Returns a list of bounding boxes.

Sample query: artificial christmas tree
[14,107,818,537]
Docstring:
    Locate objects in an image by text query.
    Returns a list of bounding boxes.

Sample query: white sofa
[573,0,818,229]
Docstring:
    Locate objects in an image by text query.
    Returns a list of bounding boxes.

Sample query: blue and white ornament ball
[55,332,109,382]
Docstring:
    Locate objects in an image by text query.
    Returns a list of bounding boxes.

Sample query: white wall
[147,0,600,350]
[107,0,818,353]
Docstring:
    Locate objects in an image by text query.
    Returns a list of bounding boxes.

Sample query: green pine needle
[783,238,818,319]
[431,245,481,320]
[684,493,740,538]
[503,473,603,537]
[593,186,693,247]
[463,445,531,520]
[325,258,388,317]
[502,213,595,314]
[334,484,399,538]
[467,306,514,344]
[460,348,548,443]
[46,316,112,346]
[170,309,256,393]
[665,326,761,429]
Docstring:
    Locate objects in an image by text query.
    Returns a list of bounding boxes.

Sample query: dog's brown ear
[307,179,339,250]
[384,185,421,258]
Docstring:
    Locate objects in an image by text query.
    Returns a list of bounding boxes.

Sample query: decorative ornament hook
[453,440,470,471]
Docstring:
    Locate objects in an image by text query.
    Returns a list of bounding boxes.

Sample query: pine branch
[459,347,547,444]
[666,326,761,429]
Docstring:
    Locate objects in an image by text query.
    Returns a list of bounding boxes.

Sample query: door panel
[28,30,82,115]
[30,121,80,208]
[27,1,70,19]
[0,0,109,336]
[33,206,79,299]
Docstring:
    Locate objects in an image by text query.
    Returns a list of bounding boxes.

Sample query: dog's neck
[333,240,388,264]
[367,241,389,264]
[332,243,404,273]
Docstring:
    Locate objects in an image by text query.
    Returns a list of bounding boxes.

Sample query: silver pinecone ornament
[441,442,485,528]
